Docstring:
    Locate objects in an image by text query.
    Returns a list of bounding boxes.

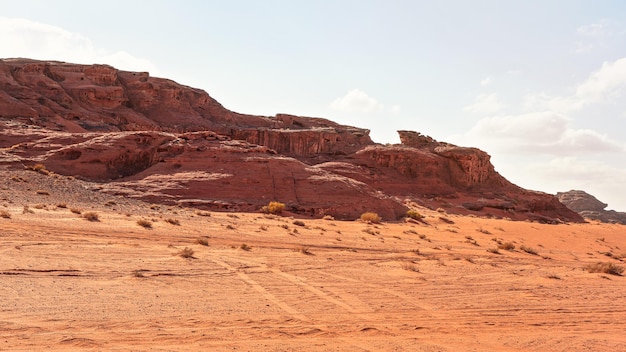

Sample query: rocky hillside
[557,190,626,224]
[0,58,582,222]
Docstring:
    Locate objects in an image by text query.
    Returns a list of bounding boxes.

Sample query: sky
[1,0,626,211]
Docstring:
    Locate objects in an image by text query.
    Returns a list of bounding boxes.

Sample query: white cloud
[0,17,157,73]
[330,89,384,113]
[463,93,505,114]
[479,77,493,86]
[519,57,626,113]
[455,111,624,155]
[527,157,626,211]
[574,20,624,54]
[390,105,402,113]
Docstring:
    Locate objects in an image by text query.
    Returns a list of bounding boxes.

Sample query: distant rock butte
[557,190,626,224]
[0,58,582,222]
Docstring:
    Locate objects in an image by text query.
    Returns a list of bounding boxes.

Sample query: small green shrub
[360,212,381,223]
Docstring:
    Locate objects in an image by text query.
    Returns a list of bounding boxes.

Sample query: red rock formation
[0,58,583,222]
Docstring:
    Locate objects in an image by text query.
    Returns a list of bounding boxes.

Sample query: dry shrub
[165,218,180,226]
[70,208,82,214]
[178,247,195,258]
[240,243,251,251]
[262,201,285,214]
[23,205,34,214]
[196,237,209,246]
[137,219,152,228]
[520,245,538,255]
[82,212,99,222]
[0,210,10,219]
[298,246,312,255]
[31,163,50,175]
[195,211,211,217]
[132,270,147,278]
[498,242,516,251]
[439,216,454,224]
[36,190,50,196]
[584,262,624,276]
[401,262,420,272]
[56,203,67,208]
[406,209,423,220]
[360,212,381,224]
[487,248,501,255]
[293,220,306,227]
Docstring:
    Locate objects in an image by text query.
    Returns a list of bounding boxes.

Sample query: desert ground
[1,169,625,351]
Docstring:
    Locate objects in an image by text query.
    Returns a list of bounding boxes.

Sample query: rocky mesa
[0,58,582,222]
[557,190,626,225]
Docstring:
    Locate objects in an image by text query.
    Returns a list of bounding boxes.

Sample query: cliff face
[0,58,582,222]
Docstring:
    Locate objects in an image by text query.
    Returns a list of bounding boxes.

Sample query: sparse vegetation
[0,210,10,219]
[298,246,312,255]
[401,262,420,272]
[137,219,153,228]
[56,203,67,208]
[196,237,209,246]
[360,212,381,224]
[520,246,538,255]
[195,211,211,217]
[477,227,491,235]
[498,242,516,251]
[363,228,380,235]
[178,247,195,258]
[82,212,99,222]
[226,224,236,230]
[584,262,624,276]
[70,208,82,214]
[23,205,34,214]
[293,220,305,227]
[487,248,501,255]
[406,209,423,220]
[36,190,50,195]
[262,201,285,214]
[30,163,50,175]
[132,270,146,278]
[439,216,454,224]
[240,243,251,251]
[164,218,180,226]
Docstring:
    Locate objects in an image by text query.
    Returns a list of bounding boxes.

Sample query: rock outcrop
[557,190,626,224]
[0,58,583,222]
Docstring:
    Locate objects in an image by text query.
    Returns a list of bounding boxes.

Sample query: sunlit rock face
[0,58,583,222]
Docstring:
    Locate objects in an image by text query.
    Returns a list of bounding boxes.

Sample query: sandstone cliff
[0,58,582,222]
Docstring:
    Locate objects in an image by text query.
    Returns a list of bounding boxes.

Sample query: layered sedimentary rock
[0,58,582,222]
[557,190,626,224]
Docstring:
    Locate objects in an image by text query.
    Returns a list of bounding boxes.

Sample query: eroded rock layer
[0,58,582,222]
